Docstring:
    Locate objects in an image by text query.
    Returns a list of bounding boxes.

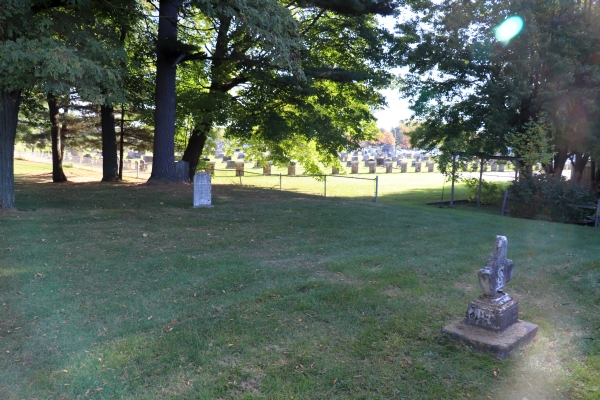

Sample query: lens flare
[494,16,524,45]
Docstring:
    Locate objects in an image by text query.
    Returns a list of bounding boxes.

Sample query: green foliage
[462,177,504,205]
[508,116,554,168]
[400,0,600,175]
[509,174,597,223]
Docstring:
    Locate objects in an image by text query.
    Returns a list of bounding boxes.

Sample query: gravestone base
[465,293,519,332]
[441,319,538,359]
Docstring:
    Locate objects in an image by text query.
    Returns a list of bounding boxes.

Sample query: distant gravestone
[351,162,359,174]
[472,163,478,172]
[226,160,236,169]
[222,155,231,162]
[498,164,505,172]
[400,162,408,173]
[442,236,538,359]
[288,164,296,176]
[427,162,434,172]
[175,161,190,183]
[385,161,393,173]
[332,166,340,174]
[352,156,359,162]
[235,162,244,176]
[368,161,376,173]
[414,162,422,173]
[263,164,271,176]
[491,163,497,172]
[376,157,385,166]
[193,172,213,208]
[346,160,353,167]
[237,152,246,159]
[206,162,216,175]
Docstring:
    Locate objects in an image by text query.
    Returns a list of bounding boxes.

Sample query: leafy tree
[0,0,126,208]
[399,0,600,183]
[150,0,399,181]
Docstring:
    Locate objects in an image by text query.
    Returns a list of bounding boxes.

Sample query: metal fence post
[375,176,379,203]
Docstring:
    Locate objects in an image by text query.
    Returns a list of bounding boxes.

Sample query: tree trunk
[149,0,180,183]
[0,90,21,209]
[552,146,569,177]
[47,93,67,183]
[119,105,125,180]
[101,104,119,182]
[181,16,231,181]
[181,124,209,181]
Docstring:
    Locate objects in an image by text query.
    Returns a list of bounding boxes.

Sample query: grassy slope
[0,161,598,399]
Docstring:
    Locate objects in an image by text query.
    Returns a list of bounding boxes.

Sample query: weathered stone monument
[193,172,213,208]
[368,161,376,173]
[442,236,537,359]
[351,161,359,174]
[400,162,408,173]
[414,162,422,173]
[263,164,271,176]
[332,166,340,175]
[498,164,505,172]
[385,161,393,173]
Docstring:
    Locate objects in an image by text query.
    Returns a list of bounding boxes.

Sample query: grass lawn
[1,160,599,399]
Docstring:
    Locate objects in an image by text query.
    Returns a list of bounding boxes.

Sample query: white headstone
[193,172,213,208]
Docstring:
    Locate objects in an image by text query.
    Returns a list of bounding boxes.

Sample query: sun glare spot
[494,16,524,45]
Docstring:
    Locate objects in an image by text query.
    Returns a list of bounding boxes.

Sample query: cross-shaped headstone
[478,236,514,297]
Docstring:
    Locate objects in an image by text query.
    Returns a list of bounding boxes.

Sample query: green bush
[462,178,504,205]
[509,173,596,222]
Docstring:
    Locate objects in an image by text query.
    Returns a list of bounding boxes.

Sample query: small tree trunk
[149,0,180,183]
[47,93,67,183]
[182,124,209,182]
[0,89,21,209]
[551,146,569,176]
[101,104,119,182]
[119,105,125,180]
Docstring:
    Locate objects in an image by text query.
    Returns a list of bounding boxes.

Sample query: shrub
[508,174,596,223]
[462,178,504,205]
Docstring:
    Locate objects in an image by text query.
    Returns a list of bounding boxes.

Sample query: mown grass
[0,160,598,399]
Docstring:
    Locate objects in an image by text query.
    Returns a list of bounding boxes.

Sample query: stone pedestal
[414,162,422,173]
[442,236,537,359]
[351,162,359,174]
[400,162,407,173]
[288,164,296,176]
[427,162,434,172]
[442,319,538,360]
[385,162,393,173]
[193,172,213,208]
[263,165,271,176]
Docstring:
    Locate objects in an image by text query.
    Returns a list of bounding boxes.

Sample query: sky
[373,88,413,130]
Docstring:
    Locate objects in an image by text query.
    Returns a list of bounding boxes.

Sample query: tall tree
[0,0,124,208]
[399,0,600,180]
[170,0,398,180]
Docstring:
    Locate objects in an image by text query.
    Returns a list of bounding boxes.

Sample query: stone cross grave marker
[193,172,214,208]
[442,236,538,359]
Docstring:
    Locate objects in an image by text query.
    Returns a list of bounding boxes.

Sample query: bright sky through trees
[494,16,524,44]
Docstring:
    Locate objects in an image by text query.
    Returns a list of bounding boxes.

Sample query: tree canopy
[399,0,600,181]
